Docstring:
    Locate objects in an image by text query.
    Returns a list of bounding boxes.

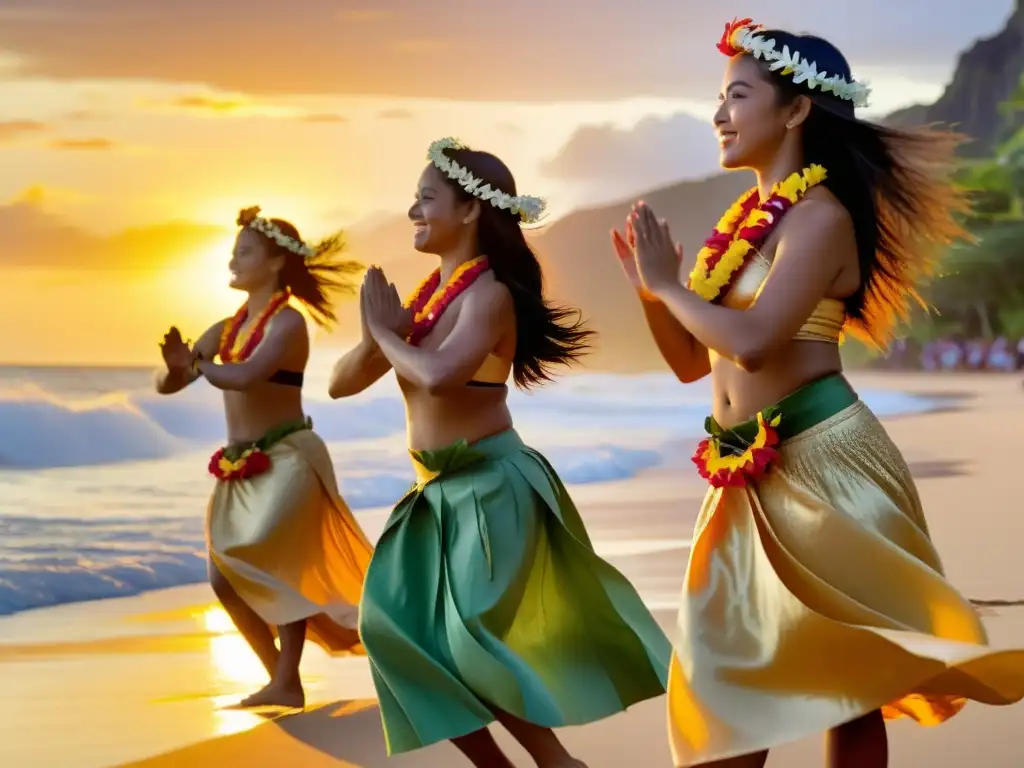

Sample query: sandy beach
[2,371,1023,767]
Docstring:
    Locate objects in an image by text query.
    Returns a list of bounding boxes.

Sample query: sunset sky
[0,0,1014,365]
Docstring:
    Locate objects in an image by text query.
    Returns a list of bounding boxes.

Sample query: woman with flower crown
[156,208,373,710]
[328,139,670,767]
[612,18,1024,768]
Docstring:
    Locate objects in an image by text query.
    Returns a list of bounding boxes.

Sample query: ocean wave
[0,368,939,616]
[0,514,207,615]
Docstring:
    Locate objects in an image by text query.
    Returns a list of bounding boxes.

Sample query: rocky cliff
[886,1,1024,154]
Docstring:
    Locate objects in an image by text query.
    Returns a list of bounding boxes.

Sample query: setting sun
[184,233,244,318]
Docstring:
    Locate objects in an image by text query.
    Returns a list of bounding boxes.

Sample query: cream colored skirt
[670,397,1024,765]
[207,427,372,653]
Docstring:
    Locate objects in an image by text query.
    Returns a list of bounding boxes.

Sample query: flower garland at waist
[693,409,781,488]
[207,290,291,481]
[210,445,272,481]
[688,165,827,302]
[209,417,311,482]
[404,256,490,346]
[219,290,291,362]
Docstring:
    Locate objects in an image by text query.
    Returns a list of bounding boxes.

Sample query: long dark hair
[238,208,362,329]
[439,148,593,387]
[751,31,970,347]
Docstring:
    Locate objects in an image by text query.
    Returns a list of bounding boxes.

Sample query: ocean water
[0,355,936,616]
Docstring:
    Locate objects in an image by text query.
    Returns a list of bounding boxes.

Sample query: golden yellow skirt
[669,378,1024,765]
[206,424,372,654]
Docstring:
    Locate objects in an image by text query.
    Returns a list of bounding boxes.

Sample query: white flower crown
[427,137,546,224]
[722,20,871,109]
[237,206,314,258]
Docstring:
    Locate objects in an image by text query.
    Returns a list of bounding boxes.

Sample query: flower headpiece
[718,18,870,109]
[237,206,314,258]
[427,137,546,224]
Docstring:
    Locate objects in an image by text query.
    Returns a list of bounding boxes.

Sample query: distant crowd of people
[880,336,1024,371]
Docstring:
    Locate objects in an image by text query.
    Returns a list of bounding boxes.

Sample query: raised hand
[362,266,413,337]
[358,282,378,345]
[612,209,682,299]
[160,326,194,371]
[631,202,683,294]
[611,218,643,291]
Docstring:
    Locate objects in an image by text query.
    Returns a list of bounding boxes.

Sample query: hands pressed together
[159,326,195,372]
[610,202,684,298]
[361,265,413,339]
[165,204,674,369]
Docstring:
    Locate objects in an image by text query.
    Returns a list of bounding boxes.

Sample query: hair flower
[426,137,547,224]
[717,18,871,108]
[237,206,315,258]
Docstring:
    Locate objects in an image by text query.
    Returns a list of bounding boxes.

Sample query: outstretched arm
[634,200,850,372]
[368,281,510,394]
[196,309,307,390]
[154,320,224,394]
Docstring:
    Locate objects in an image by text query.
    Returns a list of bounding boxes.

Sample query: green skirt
[359,429,671,754]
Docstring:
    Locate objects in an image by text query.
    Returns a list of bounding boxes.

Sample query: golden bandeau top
[721,251,845,344]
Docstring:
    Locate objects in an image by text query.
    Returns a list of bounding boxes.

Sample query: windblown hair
[750,31,971,347]
[437,148,593,387]
[239,210,362,329]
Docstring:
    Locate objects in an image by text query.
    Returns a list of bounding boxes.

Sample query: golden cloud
[14,184,90,206]
[0,119,48,142]
[49,137,117,150]
[0,187,223,270]
[172,94,247,112]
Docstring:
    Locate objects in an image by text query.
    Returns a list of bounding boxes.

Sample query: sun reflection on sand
[199,605,270,737]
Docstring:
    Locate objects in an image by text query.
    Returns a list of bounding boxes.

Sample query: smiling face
[407,163,478,254]
[228,227,284,291]
[713,54,792,171]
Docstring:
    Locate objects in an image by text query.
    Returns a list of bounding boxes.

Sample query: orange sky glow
[0,1,1013,365]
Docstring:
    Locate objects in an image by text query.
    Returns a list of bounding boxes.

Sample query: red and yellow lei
[686,168,824,485]
[218,290,292,362]
[404,256,490,346]
[208,290,291,481]
[209,446,272,481]
[687,165,827,302]
[692,410,781,488]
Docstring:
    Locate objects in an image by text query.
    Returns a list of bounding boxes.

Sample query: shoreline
[3,371,1024,767]
[0,370,970,620]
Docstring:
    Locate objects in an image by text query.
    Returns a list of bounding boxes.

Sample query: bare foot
[238,680,305,710]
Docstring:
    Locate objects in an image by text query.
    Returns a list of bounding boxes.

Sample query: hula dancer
[612,18,1024,768]
[157,207,372,710]
[329,139,670,767]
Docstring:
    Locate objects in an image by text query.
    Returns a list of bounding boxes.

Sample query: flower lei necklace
[218,290,291,362]
[688,164,827,302]
[404,256,490,345]
[208,290,291,482]
[686,165,825,488]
